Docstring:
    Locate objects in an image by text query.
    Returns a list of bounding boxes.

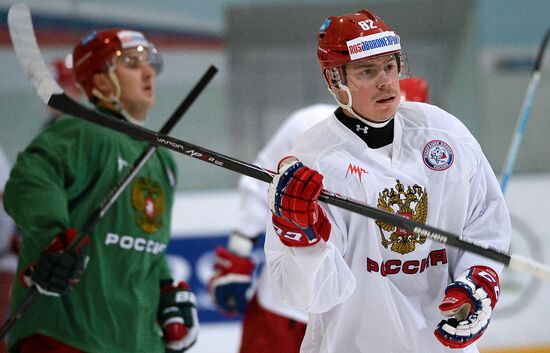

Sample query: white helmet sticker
[117,30,149,49]
[346,31,401,61]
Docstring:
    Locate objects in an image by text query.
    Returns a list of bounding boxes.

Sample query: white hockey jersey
[0,147,16,272]
[265,102,511,353]
[235,104,336,322]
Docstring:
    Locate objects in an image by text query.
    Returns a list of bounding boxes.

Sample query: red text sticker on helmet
[117,30,150,49]
[347,31,401,61]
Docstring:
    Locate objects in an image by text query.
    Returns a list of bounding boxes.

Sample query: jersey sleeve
[450,142,512,278]
[0,148,16,268]
[235,114,317,238]
[234,105,335,239]
[264,150,356,314]
[3,118,102,250]
[234,177,270,238]
[264,214,356,313]
[159,256,173,282]
[156,148,178,282]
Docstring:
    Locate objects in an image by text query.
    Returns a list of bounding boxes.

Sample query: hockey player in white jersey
[265,9,511,353]
[208,104,334,352]
[208,78,429,352]
[0,147,17,353]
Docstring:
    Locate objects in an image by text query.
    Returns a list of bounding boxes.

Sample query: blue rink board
[166,233,265,323]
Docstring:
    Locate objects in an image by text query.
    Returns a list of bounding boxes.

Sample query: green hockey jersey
[4,113,178,353]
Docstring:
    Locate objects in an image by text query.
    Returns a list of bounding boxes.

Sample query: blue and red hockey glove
[434,265,500,349]
[268,156,331,247]
[208,235,255,315]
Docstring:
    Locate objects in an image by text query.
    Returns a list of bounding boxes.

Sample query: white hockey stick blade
[8,3,63,105]
[509,254,550,281]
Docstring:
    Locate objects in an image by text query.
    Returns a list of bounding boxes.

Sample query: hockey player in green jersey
[3,29,198,353]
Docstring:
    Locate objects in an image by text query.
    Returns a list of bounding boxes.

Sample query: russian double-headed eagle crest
[131,176,165,234]
[376,180,428,254]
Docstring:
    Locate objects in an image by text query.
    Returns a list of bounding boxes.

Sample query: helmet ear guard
[328,67,342,87]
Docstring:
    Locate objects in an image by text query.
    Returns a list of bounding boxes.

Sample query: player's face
[114,48,156,121]
[344,54,401,122]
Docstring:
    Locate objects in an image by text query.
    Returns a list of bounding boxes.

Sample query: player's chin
[142,92,155,108]
[372,102,398,119]
[139,97,155,112]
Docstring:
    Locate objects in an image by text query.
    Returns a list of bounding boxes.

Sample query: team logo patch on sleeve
[423,140,454,171]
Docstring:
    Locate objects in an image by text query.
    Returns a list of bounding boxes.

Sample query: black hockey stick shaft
[48,94,550,281]
[8,4,550,289]
[51,94,273,183]
[49,94,542,270]
[500,26,550,194]
[0,67,218,339]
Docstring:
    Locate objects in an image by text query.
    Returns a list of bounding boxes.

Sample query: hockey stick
[1,4,217,338]
[8,4,550,284]
[500,27,550,194]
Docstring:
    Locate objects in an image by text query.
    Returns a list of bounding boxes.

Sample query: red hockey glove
[208,238,255,315]
[22,228,89,297]
[268,156,331,247]
[434,265,500,349]
[158,281,199,352]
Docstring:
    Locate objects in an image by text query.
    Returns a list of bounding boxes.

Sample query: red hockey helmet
[317,9,401,72]
[72,29,162,99]
[400,77,429,103]
[51,55,76,89]
[50,55,82,100]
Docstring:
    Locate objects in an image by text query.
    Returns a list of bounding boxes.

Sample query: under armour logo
[356,124,368,134]
[117,155,129,172]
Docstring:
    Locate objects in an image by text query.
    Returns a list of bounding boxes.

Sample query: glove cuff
[276,156,300,173]
[467,265,500,308]
[214,246,255,275]
[227,232,255,257]
[160,281,196,308]
[272,205,331,247]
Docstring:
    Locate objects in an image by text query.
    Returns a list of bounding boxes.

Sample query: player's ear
[323,68,338,90]
[92,72,114,96]
[323,68,349,104]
